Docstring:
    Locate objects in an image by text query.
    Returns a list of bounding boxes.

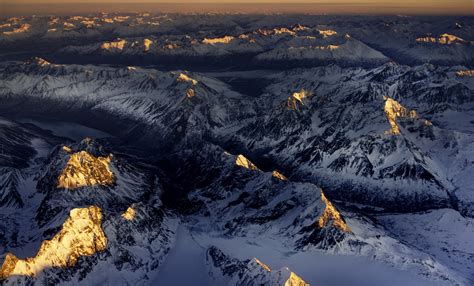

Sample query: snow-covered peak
[286,89,312,110]
[272,170,287,181]
[456,70,474,77]
[383,95,418,135]
[0,206,107,279]
[57,150,114,190]
[202,35,235,45]
[143,38,153,52]
[318,29,337,38]
[29,57,52,67]
[177,72,198,86]
[319,191,351,233]
[230,257,309,286]
[121,205,136,221]
[101,38,127,51]
[416,33,469,45]
[235,154,260,171]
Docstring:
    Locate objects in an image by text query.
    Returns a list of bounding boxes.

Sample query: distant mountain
[58,25,389,67]
[0,17,473,284]
[2,59,472,217]
[1,14,472,66]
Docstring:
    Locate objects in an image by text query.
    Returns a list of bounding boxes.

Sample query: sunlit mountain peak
[272,170,288,181]
[57,150,114,189]
[122,206,136,221]
[0,206,107,279]
[318,191,352,233]
[287,89,312,110]
[383,95,418,135]
[101,39,127,50]
[235,154,259,171]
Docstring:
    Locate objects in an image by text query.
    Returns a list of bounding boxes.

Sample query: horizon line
[1,2,473,17]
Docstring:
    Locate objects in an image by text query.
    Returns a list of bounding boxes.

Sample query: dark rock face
[0,14,473,284]
[226,64,474,216]
[0,126,178,285]
[3,59,473,215]
[206,246,247,278]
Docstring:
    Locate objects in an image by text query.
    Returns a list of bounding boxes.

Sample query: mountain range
[0,12,473,286]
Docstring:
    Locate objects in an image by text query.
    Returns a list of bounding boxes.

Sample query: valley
[0,12,473,286]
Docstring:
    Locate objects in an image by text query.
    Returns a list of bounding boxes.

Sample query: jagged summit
[121,205,136,221]
[202,35,235,44]
[235,154,259,171]
[456,70,474,77]
[57,150,113,189]
[232,258,309,286]
[383,96,433,135]
[177,72,198,86]
[55,138,114,190]
[286,89,312,110]
[272,170,287,180]
[29,57,51,67]
[101,38,127,50]
[176,72,198,98]
[206,246,309,286]
[143,38,153,52]
[383,96,418,135]
[319,191,351,233]
[318,29,337,38]
[416,33,469,45]
[0,206,107,279]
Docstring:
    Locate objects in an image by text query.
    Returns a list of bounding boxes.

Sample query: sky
[1,0,473,16]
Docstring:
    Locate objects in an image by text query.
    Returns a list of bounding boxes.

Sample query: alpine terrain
[0,11,473,286]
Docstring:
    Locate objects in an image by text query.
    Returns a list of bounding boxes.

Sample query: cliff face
[57,150,114,189]
[0,133,178,285]
[383,96,417,135]
[1,206,107,279]
[0,15,473,284]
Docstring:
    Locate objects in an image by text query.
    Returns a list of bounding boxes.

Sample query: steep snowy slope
[1,120,462,286]
[226,63,474,217]
[2,14,472,66]
[1,59,473,217]
[206,246,309,286]
[141,135,467,285]
[0,58,254,150]
[1,58,473,285]
[0,119,64,208]
[377,208,474,282]
[0,132,178,285]
[171,143,353,249]
[58,25,388,67]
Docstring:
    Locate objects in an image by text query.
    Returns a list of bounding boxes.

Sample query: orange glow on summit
[235,154,260,171]
[57,150,114,189]
[318,191,351,233]
[122,206,136,221]
[0,206,107,279]
[287,89,312,111]
[383,96,418,135]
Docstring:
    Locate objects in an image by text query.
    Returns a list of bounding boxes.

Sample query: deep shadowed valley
[0,12,473,286]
